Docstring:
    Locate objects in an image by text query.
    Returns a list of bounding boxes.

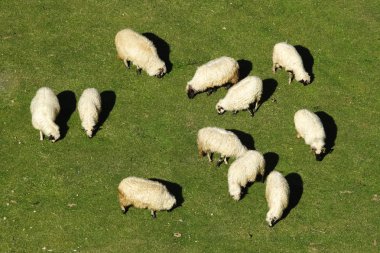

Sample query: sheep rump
[265,171,289,227]
[186,56,239,98]
[197,127,247,166]
[272,42,310,85]
[228,150,265,200]
[294,109,326,161]
[115,28,166,78]
[30,87,60,142]
[78,88,101,138]
[118,177,176,218]
[216,76,263,116]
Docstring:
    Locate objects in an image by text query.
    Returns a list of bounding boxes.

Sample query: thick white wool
[265,171,289,226]
[272,42,310,84]
[228,150,265,200]
[216,76,263,114]
[78,88,101,138]
[30,87,60,142]
[118,177,176,215]
[186,56,239,96]
[294,109,326,155]
[197,127,247,164]
[115,28,166,77]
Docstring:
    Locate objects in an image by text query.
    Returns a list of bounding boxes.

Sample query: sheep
[118,177,176,218]
[115,28,166,78]
[272,42,310,85]
[30,87,61,142]
[294,109,326,161]
[265,170,289,227]
[228,150,265,200]
[197,127,247,166]
[78,88,101,138]
[216,76,263,116]
[186,56,239,99]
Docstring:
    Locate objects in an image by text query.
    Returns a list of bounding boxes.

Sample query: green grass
[1,0,379,252]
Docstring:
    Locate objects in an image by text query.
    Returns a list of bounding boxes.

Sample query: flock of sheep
[30,28,327,227]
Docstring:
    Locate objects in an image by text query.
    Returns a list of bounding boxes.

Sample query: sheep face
[155,66,167,78]
[216,104,225,115]
[266,212,277,227]
[186,85,196,99]
[297,73,311,85]
[311,141,326,161]
[48,127,60,142]
[85,128,94,138]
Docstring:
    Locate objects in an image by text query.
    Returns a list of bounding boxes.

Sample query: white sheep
[30,87,61,142]
[294,109,326,161]
[265,170,289,227]
[118,177,176,218]
[216,76,263,116]
[115,28,166,78]
[272,42,310,85]
[78,88,101,138]
[197,127,247,166]
[228,150,265,200]
[186,56,239,98]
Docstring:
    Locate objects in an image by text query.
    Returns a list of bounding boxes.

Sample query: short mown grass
[1,0,379,252]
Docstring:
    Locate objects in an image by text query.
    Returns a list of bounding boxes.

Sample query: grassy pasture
[0,0,379,252]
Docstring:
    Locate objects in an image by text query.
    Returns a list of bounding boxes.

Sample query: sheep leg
[233,110,238,115]
[296,132,301,138]
[151,210,156,219]
[272,63,280,73]
[223,156,228,164]
[248,107,255,117]
[123,59,131,69]
[207,152,213,162]
[207,87,216,96]
[39,131,43,141]
[216,158,224,167]
[136,67,142,75]
[288,71,294,84]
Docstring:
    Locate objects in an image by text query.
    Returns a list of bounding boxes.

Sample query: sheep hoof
[151,210,157,219]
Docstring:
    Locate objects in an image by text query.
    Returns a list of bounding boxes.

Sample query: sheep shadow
[263,152,280,181]
[294,45,314,83]
[237,59,253,80]
[143,32,173,74]
[282,173,303,219]
[260,78,278,105]
[149,178,184,210]
[93,90,116,137]
[56,90,76,140]
[315,111,337,159]
[227,129,255,150]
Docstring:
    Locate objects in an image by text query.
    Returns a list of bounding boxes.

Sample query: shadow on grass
[282,173,303,219]
[260,78,278,108]
[294,45,314,83]
[315,111,337,160]
[237,59,253,80]
[56,90,76,140]
[149,178,184,210]
[92,90,116,137]
[143,32,173,74]
[227,129,255,150]
[263,152,279,181]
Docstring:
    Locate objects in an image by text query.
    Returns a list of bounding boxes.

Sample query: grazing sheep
[216,76,263,116]
[78,88,101,138]
[186,56,239,99]
[118,177,176,218]
[197,127,247,166]
[294,109,326,161]
[228,150,265,200]
[272,42,310,85]
[30,87,60,142]
[265,170,289,227]
[115,28,166,78]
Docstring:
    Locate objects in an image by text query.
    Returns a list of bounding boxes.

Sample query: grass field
[1,0,379,252]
